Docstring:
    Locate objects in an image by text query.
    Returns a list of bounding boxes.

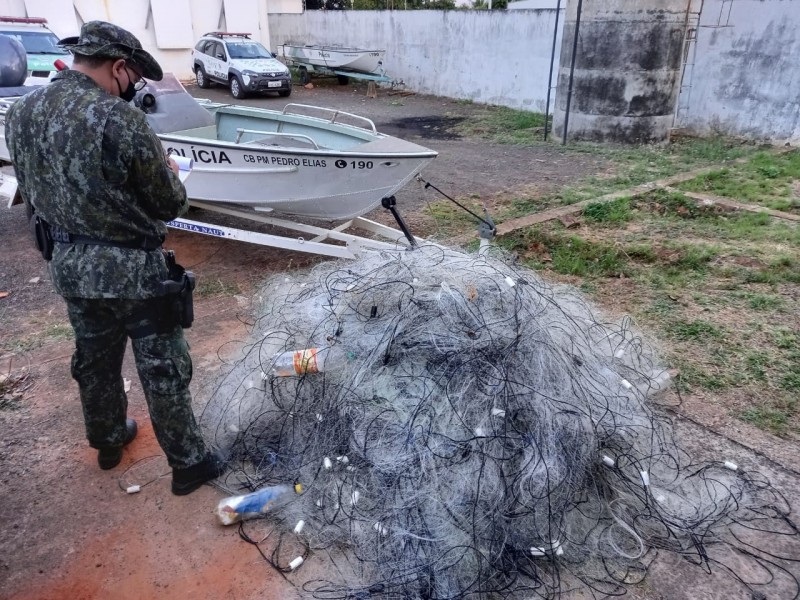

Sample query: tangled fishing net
[201,245,798,599]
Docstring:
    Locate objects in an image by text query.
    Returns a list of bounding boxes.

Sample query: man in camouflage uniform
[4,21,222,495]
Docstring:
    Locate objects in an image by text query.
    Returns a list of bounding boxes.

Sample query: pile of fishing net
[201,245,797,599]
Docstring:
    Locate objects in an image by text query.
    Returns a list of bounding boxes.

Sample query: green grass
[0,323,73,354]
[582,198,633,225]
[741,407,790,434]
[427,123,800,435]
[196,278,241,298]
[498,228,630,278]
[666,319,723,341]
[675,149,800,211]
[454,105,548,144]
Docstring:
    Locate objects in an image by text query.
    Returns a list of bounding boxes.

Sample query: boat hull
[281,45,385,74]
[160,136,433,220]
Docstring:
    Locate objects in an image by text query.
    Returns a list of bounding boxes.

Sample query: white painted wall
[675,0,800,142]
[508,0,561,9]
[271,10,563,111]
[267,0,303,14]
[0,0,273,79]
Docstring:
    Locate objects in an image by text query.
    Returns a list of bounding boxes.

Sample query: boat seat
[245,135,320,150]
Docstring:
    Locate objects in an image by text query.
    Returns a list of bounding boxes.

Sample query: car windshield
[1,30,69,54]
[226,41,272,59]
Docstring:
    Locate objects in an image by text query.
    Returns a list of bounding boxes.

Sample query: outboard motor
[135,73,215,134]
[0,34,31,97]
[0,34,26,87]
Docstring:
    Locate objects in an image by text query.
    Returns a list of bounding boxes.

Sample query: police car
[192,32,291,99]
[0,16,72,85]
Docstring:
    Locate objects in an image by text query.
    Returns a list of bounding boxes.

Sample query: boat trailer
[167,197,420,259]
[2,173,421,260]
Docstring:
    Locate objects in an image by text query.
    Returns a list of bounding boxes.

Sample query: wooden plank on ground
[494,163,745,237]
[664,187,800,222]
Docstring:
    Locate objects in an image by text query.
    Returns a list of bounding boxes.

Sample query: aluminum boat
[279,43,385,75]
[0,76,436,221]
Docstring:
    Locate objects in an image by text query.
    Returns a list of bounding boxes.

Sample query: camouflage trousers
[64,297,208,469]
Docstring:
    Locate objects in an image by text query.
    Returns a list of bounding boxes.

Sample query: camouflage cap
[58,21,163,81]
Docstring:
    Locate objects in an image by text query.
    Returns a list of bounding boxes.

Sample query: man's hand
[167,156,180,177]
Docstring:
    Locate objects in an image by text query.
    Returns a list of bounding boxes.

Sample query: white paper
[169,154,193,183]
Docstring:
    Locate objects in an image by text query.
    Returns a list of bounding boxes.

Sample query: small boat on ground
[279,43,386,75]
[0,75,437,221]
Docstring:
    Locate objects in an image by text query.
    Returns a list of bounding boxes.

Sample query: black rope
[417,176,495,230]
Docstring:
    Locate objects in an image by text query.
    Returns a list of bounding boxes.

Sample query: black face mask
[115,73,137,102]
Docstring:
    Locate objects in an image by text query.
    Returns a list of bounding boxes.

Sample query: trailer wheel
[298,67,310,85]
[337,75,349,85]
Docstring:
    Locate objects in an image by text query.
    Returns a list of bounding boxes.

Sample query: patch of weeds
[196,278,240,298]
[623,244,657,263]
[676,149,800,211]
[634,189,718,220]
[0,323,73,354]
[456,106,547,145]
[673,361,728,392]
[582,198,632,225]
[772,329,798,350]
[741,256,800,285]
[423,199,482,236]
[643,295,679,318]
[781,364,800,392]
[745,293,783,311]
[741,407,790,435]
[501,228,630,278]
[744,351,770,381]
[671,242,718,270]
[0,369,31,411]
[666,318,723,341]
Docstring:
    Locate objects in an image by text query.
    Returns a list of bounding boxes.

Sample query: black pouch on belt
[161,250,196,329]
[30,214,54,261]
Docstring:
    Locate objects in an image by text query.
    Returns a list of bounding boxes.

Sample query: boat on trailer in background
[278,43,397,87]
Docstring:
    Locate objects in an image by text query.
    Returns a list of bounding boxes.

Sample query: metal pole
[562,0,583,145]
[543,0,562,141]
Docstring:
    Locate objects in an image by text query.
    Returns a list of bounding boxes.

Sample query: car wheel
[278,87,292,97]
[195,66,211,89]
[298,67,310,85]
[230,76,247,99]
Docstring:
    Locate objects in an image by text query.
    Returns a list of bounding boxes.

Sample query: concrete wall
[270,10,563,112]
[674,0,800,143]
[552,0,687,143]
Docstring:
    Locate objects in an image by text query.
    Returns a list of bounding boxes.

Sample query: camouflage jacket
[4,69,188,299]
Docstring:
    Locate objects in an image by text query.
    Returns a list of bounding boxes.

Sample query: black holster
[161,250,196,329]
[31,214,54,261]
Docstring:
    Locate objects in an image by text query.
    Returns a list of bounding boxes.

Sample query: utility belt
[31,214,196,333]
[32,217,163,260]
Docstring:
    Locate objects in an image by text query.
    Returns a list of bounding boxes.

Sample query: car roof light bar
[204,31,252,39]
[0,16,48,24]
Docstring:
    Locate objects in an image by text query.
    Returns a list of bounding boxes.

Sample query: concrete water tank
[552,0,687,143]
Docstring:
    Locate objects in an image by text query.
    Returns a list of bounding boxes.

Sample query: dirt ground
[1,81,799,600]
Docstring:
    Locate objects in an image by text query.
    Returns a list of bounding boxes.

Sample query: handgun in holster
[161,250,196,329]
[30,211,54,261]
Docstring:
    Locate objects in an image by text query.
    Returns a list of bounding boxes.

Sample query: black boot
[97,418,138,470]
[172,453,225,496]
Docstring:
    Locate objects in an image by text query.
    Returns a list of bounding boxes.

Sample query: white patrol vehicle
[0,16,72,85]
[192,32,291,99]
